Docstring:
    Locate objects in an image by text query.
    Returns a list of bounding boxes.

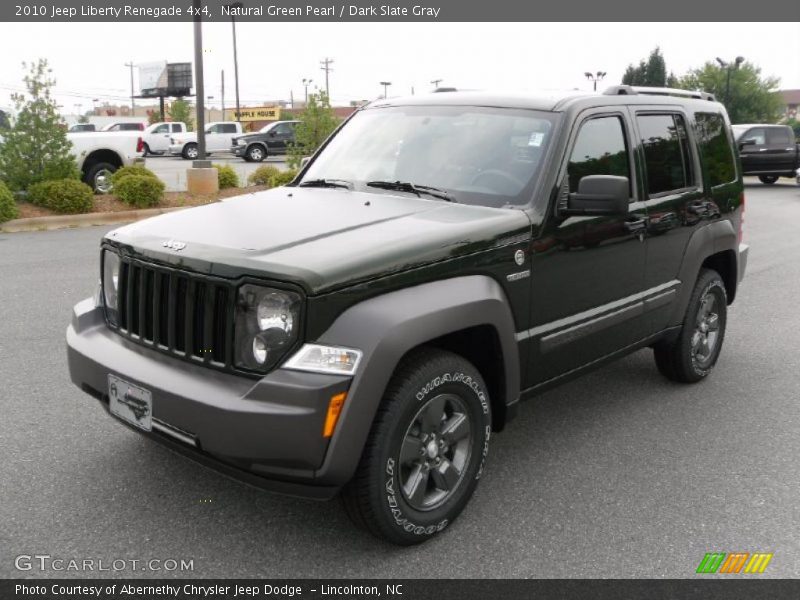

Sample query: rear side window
[567,115,631,193]
[767,127,792,145]
[220,124,238,134]
[695,112,737,187]
[637,114,694,195]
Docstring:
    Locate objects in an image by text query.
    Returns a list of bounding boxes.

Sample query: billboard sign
[139,61,168,96]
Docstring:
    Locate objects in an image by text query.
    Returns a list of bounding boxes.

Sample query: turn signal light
[323,392,347,438]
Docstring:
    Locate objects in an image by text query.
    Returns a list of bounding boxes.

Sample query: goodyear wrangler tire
[342,348,491,545]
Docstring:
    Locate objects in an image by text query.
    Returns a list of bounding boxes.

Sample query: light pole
[193,0,206,159]
[207,96,214,122]
[92,98,99,115]
[380,81,392,99]
[716,56,744,106]
[431,78,443,89]
[584,71,606,92]
[302,78,313,104]
[227,2,243,124]
[124,61,136,112]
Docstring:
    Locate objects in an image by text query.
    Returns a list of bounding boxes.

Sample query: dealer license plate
[108,374,152,432]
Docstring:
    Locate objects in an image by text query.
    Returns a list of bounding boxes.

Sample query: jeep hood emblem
[163,239,187,251]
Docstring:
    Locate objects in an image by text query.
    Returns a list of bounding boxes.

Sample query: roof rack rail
[602,85,716,102]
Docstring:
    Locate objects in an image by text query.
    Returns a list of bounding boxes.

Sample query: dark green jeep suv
[67,86,748,545]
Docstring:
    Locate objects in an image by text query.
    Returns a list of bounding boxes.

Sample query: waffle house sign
[227,106,281,122]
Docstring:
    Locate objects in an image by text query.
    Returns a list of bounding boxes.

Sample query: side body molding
[311,275,520,485]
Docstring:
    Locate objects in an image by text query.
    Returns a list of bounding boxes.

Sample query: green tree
[785,117,800,141]
[147,110,161,126]
[622,47,668,87]
[0,109,11,131]
[678,61,782,124]
[168,98,194,131]
[0,59,78,191]
[286,92,340,168]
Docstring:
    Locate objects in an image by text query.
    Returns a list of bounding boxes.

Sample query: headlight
[284,344,363,376]
[235,284,301,372]
[102,250,121,324]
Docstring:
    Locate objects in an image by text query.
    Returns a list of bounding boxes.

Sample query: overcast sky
[0,21,798,113]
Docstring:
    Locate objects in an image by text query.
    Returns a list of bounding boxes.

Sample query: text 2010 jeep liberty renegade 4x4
[68,86,748,545]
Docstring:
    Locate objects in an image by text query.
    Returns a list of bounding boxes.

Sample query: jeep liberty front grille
[112,257,234,369]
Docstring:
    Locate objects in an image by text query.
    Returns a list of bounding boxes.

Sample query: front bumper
[67,298,351,499]
[231,145,248,157]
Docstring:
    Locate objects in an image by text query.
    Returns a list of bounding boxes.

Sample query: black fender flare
[668,219,738,325]
[311,275,519,485]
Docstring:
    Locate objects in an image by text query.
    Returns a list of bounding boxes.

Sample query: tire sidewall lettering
[384,370,490,536]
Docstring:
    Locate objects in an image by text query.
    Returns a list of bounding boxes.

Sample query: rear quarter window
[694,112,737,187]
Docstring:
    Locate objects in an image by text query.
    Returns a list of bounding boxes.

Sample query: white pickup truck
[142,121,188,156]
[169,121,243,159]
[67,131,144,193]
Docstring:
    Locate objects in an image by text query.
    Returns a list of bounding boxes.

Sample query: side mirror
[561,175,629,216]
[300,156,311,168]
[269,131,277,137]
[739,138,756,148]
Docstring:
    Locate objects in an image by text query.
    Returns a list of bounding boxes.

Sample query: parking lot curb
[0,206,187,233]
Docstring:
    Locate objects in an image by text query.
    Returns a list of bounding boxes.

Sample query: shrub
[110,165,158,187]
[247,165,280,187]
[0,180,19,223]
[114,175,165,208]
[214,164,239,189]
[269,169,298,188]
[28,179,93,214]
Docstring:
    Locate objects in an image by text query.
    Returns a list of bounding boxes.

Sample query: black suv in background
[231,120,299,162]
[733,123,800,184]
[68,86,748,545]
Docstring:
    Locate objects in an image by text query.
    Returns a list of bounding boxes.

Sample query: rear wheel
[342,348,491,545]
[84,162,116,194]
[182,143,199,160]
[653,268,727,383]
[142,143,151,157]
[758,175,779,185]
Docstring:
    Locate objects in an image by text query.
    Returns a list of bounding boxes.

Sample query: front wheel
[653,268,727,383]
[758,175,779,185]
[246,144,266,162]
[342,348,492,545]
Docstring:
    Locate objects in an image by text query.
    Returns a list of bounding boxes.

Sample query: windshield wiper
[298,178,353,190]
[366,180,456,202]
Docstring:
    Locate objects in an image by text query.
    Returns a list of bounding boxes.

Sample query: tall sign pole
[193,0,206,159]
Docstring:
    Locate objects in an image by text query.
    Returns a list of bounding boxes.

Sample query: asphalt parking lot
[144,153,288,192]
[0,179,799,578]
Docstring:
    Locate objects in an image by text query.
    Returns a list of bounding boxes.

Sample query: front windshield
[259,123,277,133]
[731,126,748,140]
[301,105,557,207]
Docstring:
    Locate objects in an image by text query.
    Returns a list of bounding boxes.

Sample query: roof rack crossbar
[602,85,716,102]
